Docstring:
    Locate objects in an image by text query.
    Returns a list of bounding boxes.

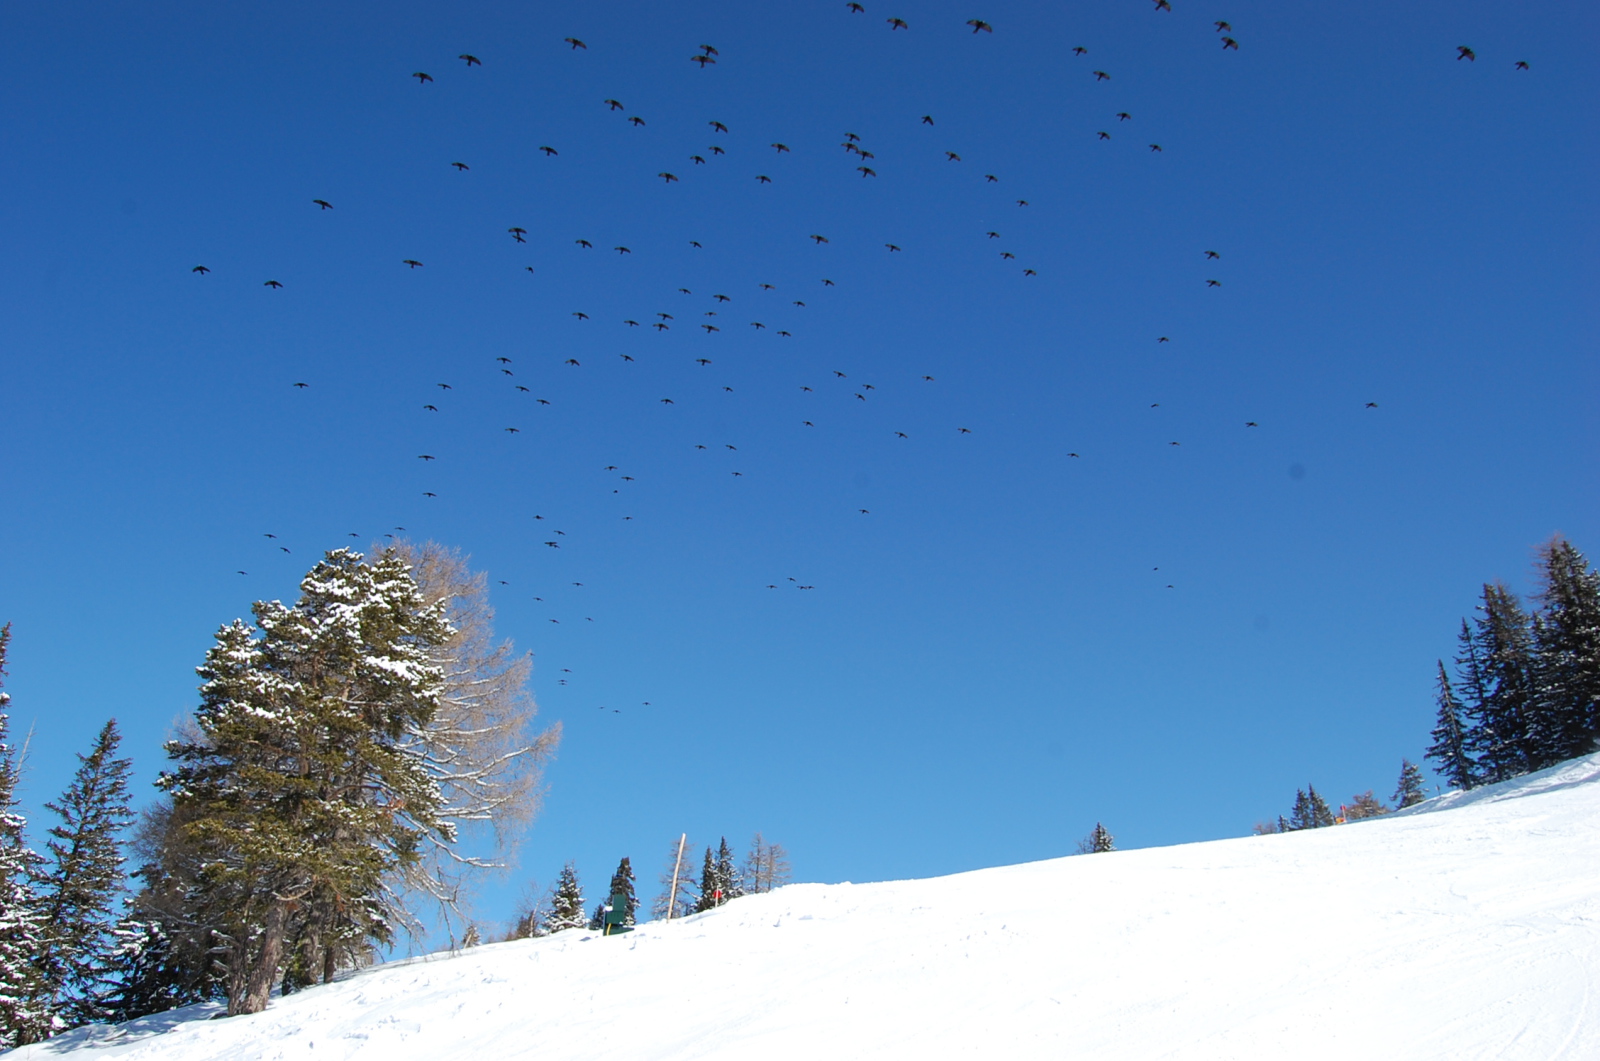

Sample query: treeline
[0,543,558,1046]
[1426,538,1600,789]
[502,833,792,941]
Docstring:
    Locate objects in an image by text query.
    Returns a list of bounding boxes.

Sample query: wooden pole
[665,832,687,920]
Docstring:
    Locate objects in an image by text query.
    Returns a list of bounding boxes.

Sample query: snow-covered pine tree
[1531,538,1600,763]
[607,857,638,927]
[715,837,742,901]
[1427,660,1476,790]
[0,629,53,1047]
[545,862,586,933]
[33,719,136,1029]
[1393,759,1426,809]
[95,918,212,1024]
[159,548,455,1015]
[1459,587,1539,780]
[1090,822,1115,852]
[693,848,718,914]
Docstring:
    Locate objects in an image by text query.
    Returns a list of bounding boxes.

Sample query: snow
[22,755,1600,1060]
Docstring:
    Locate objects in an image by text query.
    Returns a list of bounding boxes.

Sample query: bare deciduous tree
[742,833,791,894]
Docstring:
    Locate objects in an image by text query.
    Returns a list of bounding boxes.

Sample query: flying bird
[292,381,307,388]
[313,199,332,209]
[438,383,452,389]
[1206,279,1221,287]
[1457,46,1475,61]
[757,174,772,183]
[858,166,877,177]
[423,404,438,411]
[1098,131,1111,140]
[1365,402,1379,408]
[691,55,715,67]
[564,37,586,49]
[1205,250,1220,259]
[192,265,209,274]
[888,18,908,30]
[509,227,527,242]
[1092,70,1110,81]
[1221,37,1238,51]
[848,1,864,10]
[1214,21,1231,32]
[412,72,433,83]
[575,239,592,248]
[711,120,729,133]
[614,246,631,253]
[605,99,623,110]
[946,151,961,161]
[1072,46,1087,56]
[452,162,469,170]
[812,234,830,244]
[264,280,282,288]
[1117,112,1131,121]
[885,243,901,251]
[690,155,706,164]
[1149,144,1162,152]
[701,44,718,55]
[402,259,423,268]
[986,174,998,182]
[565,358,581,365]
[967,20,992,34]
[418,454,436,461]
[1515,60,1529,70]
[1245,421,1258,427]
[540,146,558,155]
[922,115,934,125]
[628,116,646,126]
[460,54,481,66]
[772,143,790,153]
[572,311,589,319]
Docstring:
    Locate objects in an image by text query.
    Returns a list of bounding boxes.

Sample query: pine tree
[33,719,136,1028]
[693,848,718,914]
[0,629,53,1047]
[1427,660,1476,790]
[96,918,216,1024]
[1459,586,1539,780]
[715,837,742,901]
[606,857,637,927]
[545,862,586,933]
[159,548,456,1015]
[1531,539,1600,763]
[1288,786,1334,830]
[1393,758,1426,809]
[1089,822,1115,852]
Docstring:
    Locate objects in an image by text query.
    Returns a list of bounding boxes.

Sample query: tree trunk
[234,899,290,1015]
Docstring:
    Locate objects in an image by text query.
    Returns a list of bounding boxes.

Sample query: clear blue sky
[2,0,1595,939]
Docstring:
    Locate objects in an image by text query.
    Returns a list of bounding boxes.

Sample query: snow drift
[22,755,1600,1060]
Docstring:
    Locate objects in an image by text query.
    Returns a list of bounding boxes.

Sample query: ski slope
[25,755,1600,1060]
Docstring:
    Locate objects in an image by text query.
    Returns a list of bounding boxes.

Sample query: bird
[1117,112,1131,121]
[848,1,864,10]
[701,44,718,55]
[505,427,520,434]
[811,234,830,244]
[711,120,729,133]
[572,311,589,319]
[858,166,877,177]
[1365,402,1379,408]
[1154,0,1171,9]
[1221,37,1238,51]
[708,146,725,156]
[1214,21,1231,32]
[703,324,719,332]
[1150,144,1162,152]
[822,279,835,286]
[844,132,861,142]
[696,358,713,366]
[1017,199,1030,206]
[986,174,998,182]
[714,293,731,302]
[772,143,790,153]
[313,199,332,209]
[1157,337,1169,344]
[1072,46,1087,56]
[922,115,935,125]
[508,227,527,242]
[524,266,535,274]
[516,385,530,391]
[1205,250,1220,259]
[237,571,248,576]
[418,454,436,461]
[614,246,631,254]
[192,265,209,274]
[423,404,438,411]
[1457,46,1475,61]
[967,19,992,33]
[575,239,592,248]
[460,54,481,66]
[564,37,586,49]
[793,300,806,307]
[859,509,870,514]
[661,398,675,404]
[958,427,972,434]
[888,17,908,30]
[628,116,646,126]
[423,491,437,497]
[946,151,961,161]
[1515,60,1529,70]
[1000,251,1015,260]
[690,155,706,165]
[292,381,308,388]
[1092,70,1110,81]
[1098,131,1111,140]
[757,174,772,183]
[1022,268,1037,276]
[923,375,935,381]
[885,243,901,251]
[895,431,908,439]
[803,420,814,427]
[451,162,469,170]
[691,55,715,67]
[690,240,703,247]
[264,280,283,288]
[623,319,639,327]
[540,146,558,156]
[437,382,453,389]
[413,71,433,83]
[1245,421,1258,427]
[605,99,624,110]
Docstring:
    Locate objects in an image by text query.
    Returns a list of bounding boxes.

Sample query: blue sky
[2,0,1595,938]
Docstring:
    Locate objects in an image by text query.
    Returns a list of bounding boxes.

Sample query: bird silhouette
[772,143,790,153]
[1206,279,1221,287]
[1365,402,1379,408]
[1205,250,1220,259]
[564,37,586,49]
[967,19,992,33]
[575,239,592,248]
[1245,421,1258,427]
[690,155,706,165]
[888,18,908,30]
[848,1,864,10]
[192,265,209,274]
[412,72,433,84]
[614,246,631,254]
[1023,268,1037,276]
[572,311,589,319]
[312,199,332,209]
[1221,37,1238,51]
[418,454,436,461]
[292,381,308,388]
[1150,144,1162,152]
[460,54,481,66]
[540,146,558,156]
[438,383,452,389]
[451,162,469,171]
[711,120,729,133]
[1098,131,1111,140]
[565,358,581,365]
[1093,70,1110,81]
[886,243,901,251]
[1515,60,1529,70]
[691,55,715,67]
[946,151,961,161]
[423,404,438,411]
[986,174,998,182]
[1072,46,1087,56]
[1215,21,1231,32]
[708,146,725,156]
[628,116,645,126]
[858,166,877,177]
[757,174,772,183]
[509,227,527,242]
[264,280,282,288]
[605,99,624,110]
[1457,46,1475,61]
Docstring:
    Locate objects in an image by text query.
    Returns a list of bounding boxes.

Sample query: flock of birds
[194,10,1530,716]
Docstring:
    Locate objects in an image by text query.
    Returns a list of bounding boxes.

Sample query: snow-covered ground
[24,755,1600,1060]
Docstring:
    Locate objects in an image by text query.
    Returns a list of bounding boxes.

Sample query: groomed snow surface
[24,755,1600,1060]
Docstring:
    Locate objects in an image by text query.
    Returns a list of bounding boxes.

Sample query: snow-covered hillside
[23,756,1600,1060]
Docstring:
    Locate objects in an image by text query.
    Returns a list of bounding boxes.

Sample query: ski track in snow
[21,755,1600,1060]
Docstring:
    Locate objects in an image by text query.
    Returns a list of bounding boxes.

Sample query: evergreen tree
[159,548,455,1015]
[545,862,586,933]
[1089,822,1115,852]
[1393,759,1427,809]
[1459,586,1539,780]
[1288,786,1334,830]
[606,857,637,927]
[34,719,136,1028]
[1531,539,1600,762]
[0,630,53,1047]
[693,847,718,914]
[1426,661,1476,791]
[95,918,216,1024]
[715,837,742,901]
